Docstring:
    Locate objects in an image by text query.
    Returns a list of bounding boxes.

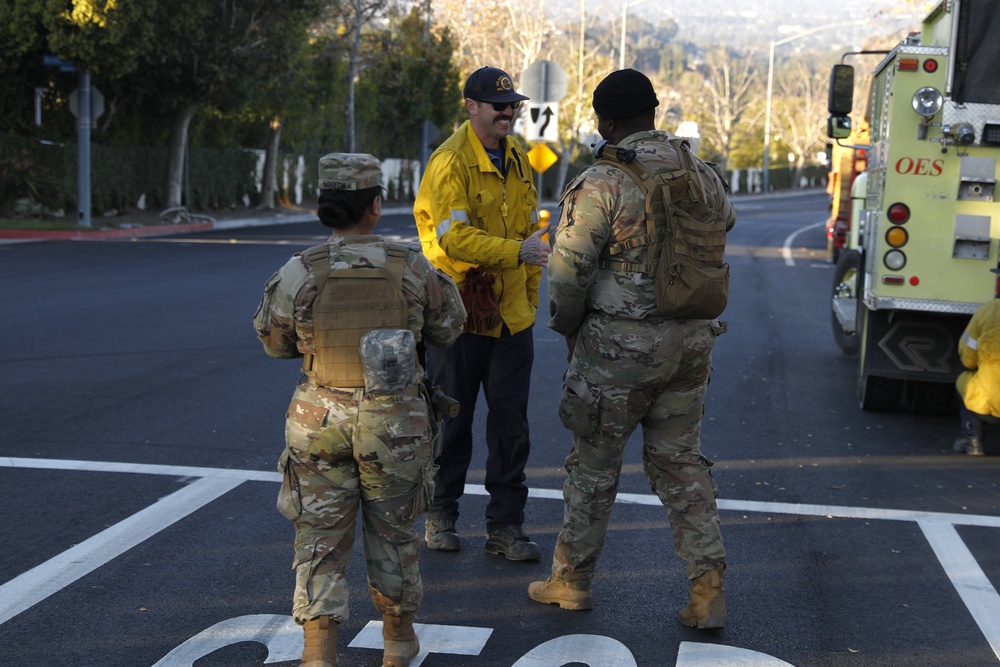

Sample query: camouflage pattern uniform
[547,130,736,585]
[255,233,465,624]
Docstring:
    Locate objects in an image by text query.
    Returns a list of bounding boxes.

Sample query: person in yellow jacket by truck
[954,264,1000,457]
[413,66,550,561]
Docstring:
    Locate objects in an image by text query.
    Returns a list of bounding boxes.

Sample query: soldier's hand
[518,229,551,268]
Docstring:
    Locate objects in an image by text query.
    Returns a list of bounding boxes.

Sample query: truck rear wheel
[831,249,861,357]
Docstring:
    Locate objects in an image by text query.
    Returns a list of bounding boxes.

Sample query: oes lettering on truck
[895,157,944,176]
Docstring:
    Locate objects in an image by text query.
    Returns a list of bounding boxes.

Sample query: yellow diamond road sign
[528,143,558,174]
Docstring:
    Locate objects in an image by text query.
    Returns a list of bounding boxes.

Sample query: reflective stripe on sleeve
[962,330,979,350]
[436,210,469,241]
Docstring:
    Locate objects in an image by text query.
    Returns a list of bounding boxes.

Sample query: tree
[0,1,49,137]
[358,7,461,159]
[42,0,157,78]
[428,0,549,83]
[313,0,391,153]
[0,0,156,139]
[499,0,554,73]
[120,0,321,209]
[240,7,323,209]
[538,0,617,199]
[428,0,505,77]
[695,46,761,172]
[772,58,830,185]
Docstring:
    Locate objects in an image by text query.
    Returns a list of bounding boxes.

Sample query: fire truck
[827,0,1000,412]
[825,126,869,264]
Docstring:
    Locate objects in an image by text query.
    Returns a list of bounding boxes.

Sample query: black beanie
[592,69,659,119]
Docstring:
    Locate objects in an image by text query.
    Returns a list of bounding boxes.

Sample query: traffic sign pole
[521,60,568,204]
[77,71,92,228]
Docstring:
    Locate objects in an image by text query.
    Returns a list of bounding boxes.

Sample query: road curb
[1,190,824,244]
[0,213,317,244]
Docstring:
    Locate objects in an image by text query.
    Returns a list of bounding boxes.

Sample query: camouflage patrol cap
[318,153,382,191]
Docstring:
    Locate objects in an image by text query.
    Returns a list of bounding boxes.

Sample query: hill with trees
[0,0,936,221]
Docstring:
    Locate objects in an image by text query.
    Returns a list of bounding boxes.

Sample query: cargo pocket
[472,189,499,229]
[253,271,282,336]
[286,398,355,464]
[285,398,327,454]
[558,371,599,437]
[357,395,432,502]
[380,396,432,484]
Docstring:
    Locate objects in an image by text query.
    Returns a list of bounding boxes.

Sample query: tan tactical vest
[596,138,731,319]
[299,242,409,387]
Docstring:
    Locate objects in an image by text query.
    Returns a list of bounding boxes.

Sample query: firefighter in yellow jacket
[254,153,466,667]
[413,66,550,561]
[954,264,1000,456]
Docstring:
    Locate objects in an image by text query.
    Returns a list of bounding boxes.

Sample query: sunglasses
[481,101,520,112]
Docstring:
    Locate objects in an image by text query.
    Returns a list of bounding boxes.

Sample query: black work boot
[960,436,986,456]
[424,519,460,551]
[485,525,541,561]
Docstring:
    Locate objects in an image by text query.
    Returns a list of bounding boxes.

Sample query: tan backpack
[596,138,731,320]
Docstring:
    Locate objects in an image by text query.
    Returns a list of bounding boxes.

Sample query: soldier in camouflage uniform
[254,153,466,667]
[527,70,736,631]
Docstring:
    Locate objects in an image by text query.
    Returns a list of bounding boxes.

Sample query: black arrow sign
[539,106,553,136]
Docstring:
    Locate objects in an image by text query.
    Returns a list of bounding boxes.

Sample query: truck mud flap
[861,309,969,382]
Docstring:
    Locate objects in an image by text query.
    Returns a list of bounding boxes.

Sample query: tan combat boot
[382,613,420,667]
[301,615,338,667]
[678,565,726,630]
[527,577,594,610]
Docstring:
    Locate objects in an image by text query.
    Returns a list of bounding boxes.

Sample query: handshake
[519,228,552,268]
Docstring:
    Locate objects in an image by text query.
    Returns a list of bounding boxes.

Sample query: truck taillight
[884,250,906,271]
[886,226,908,247]
[923,59,938,73]
[887,203,910,223]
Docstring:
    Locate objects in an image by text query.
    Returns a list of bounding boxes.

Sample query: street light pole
[762,20,865,194]
[619,0,652,70]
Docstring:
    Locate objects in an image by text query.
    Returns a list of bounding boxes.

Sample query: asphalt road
[2,191,999,667]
